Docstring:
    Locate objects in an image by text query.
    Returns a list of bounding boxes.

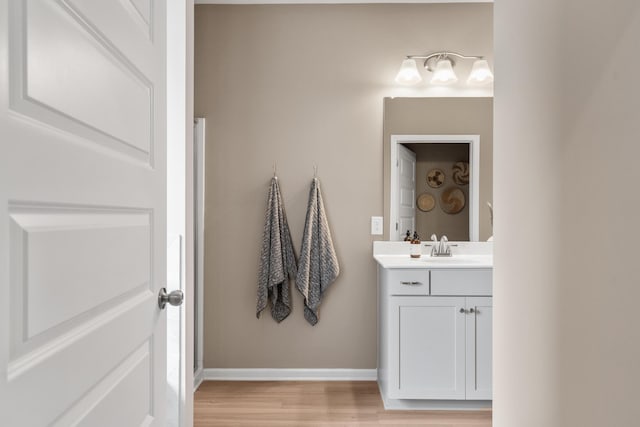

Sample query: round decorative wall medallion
[417,193,436,212]
[440,187,466,214]
[426,168,445,188]
[452,162,470,185]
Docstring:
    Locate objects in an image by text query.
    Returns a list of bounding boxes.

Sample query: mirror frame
[389,134,480,241]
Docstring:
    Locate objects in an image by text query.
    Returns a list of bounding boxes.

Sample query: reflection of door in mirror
[396,144,416,240]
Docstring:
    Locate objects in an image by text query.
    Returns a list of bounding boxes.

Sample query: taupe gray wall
[384,98,493,241]
[195,4,492,369]
[495,0,640,426]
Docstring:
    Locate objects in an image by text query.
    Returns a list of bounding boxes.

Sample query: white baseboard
[377,382,492,411]
[203,368,377,381]
[194,368,204,391]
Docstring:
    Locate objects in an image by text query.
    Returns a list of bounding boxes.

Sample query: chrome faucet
[430,234,452,257]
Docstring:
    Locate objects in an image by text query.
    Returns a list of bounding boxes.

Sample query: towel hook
[273,162,277,179]
[313,164,318,179]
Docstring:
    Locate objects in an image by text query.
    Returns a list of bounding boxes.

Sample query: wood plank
[194,381,492,426]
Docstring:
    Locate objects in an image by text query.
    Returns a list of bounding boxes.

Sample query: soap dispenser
[404,230,412,241]
[410,231,421,258]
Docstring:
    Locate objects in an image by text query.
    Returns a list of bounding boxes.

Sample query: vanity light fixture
[394,58,423,85]
[467,59,494,85]
[431,58,458,85]
[395,51,494,86]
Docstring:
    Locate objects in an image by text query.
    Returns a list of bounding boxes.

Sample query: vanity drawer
[430,269,492,296]
[384,269,430,295]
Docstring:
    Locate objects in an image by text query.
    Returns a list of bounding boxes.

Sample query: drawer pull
[400,281,423,286]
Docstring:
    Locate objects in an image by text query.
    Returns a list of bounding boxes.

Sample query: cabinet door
[466,297,493,400]
[390,297,466,399]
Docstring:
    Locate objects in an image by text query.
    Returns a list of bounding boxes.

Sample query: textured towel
[295,178,339,325]
[257,177,297,322]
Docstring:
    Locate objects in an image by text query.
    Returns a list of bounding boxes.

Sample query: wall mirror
[383,97,493,242]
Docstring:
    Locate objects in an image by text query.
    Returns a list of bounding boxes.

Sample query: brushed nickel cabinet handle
[400,281,423,286]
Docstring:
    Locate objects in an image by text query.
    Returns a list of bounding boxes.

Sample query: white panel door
[391,296,466,400]
[397,144,416,240]
[0,0,168,425]
[466,297,493,400]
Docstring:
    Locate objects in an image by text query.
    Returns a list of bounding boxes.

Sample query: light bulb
[395,59,422,85]
[430,59,458,85]
[467,59,494,85]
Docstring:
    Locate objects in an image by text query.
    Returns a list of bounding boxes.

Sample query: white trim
[194,367,204,391]
[378,384,492,410]
[203,368,377,381]
[195,0,492,4]
[166,2,193,426]
[193,118,205,380]
[390,134,480,241]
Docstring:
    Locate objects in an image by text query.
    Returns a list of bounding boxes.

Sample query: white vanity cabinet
[465,296,492,400]
[391,296,466,399]
[377,264,493,408]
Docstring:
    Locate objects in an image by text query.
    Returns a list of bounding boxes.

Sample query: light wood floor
[194,381,492,426]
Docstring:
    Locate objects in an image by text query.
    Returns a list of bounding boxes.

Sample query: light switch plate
[371,216,383,235]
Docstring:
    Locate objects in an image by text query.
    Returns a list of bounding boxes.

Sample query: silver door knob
[459,308,466,314]
[158,287,184,309]
[469,308,475,313]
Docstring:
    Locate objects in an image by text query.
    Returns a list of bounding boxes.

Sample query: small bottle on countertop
[404,230,412,241]
[410,231,421,258]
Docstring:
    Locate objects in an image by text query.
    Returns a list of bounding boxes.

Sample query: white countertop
[374,254,493,269]
[373,241,493,269]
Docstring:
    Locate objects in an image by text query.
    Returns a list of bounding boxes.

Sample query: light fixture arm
[406,51,484,72]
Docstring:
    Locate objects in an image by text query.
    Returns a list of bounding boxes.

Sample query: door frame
[167,1,195,426]
[389,135,480,241]
[395,144,417,241]
[193,118,206,390]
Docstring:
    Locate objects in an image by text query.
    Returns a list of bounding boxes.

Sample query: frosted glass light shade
[430,59,458,85]
[467,59,494,84]
[395,59,422,85]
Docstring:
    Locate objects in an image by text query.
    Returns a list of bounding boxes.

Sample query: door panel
[391,296,466,399]
[66,0,154,44]
[466,297,493,400]
[9,206,151,340]
[10,0,157,163]
[397,144,416,239]
[0,0,167,425]
[54,343,153,427]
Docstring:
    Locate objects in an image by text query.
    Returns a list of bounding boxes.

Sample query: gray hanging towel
[257,177,297,322]
[295,178,339,325]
